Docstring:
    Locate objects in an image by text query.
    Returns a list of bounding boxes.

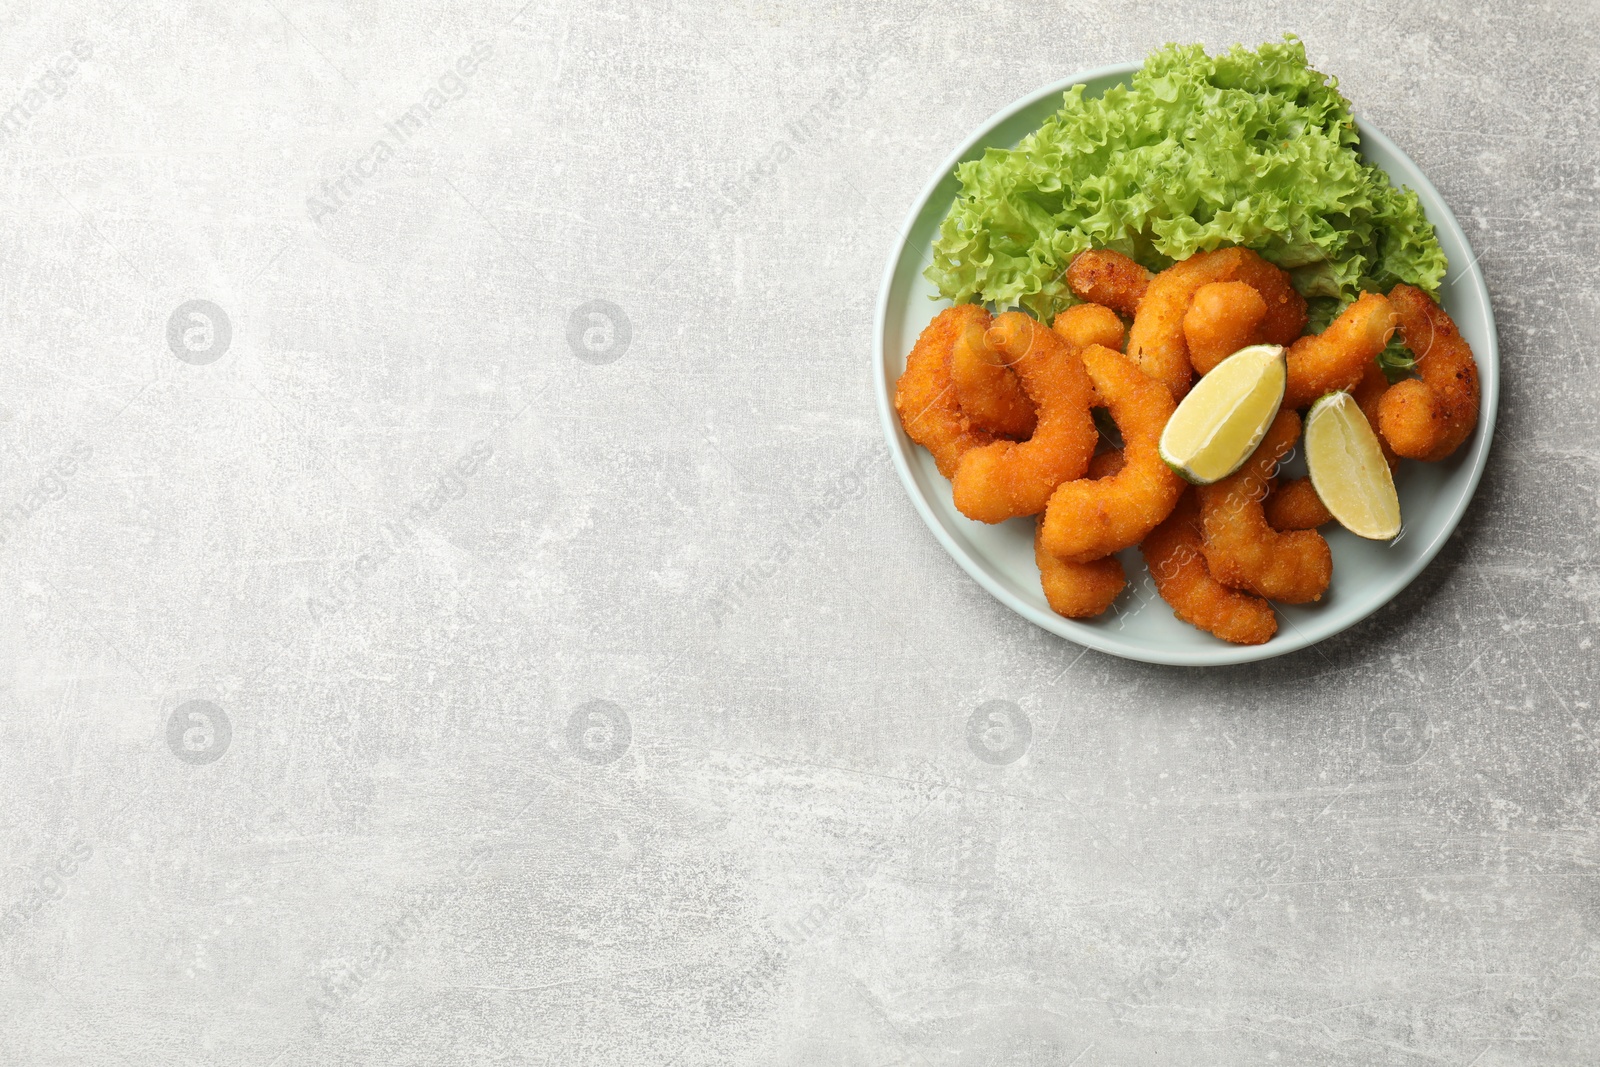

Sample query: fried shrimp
[1034,448,1130,620]
[1353,360,1400,472]
[1184,281,1267,376]
[951,312,1098,523]
[1283,292,1398,409]
[893,304,996,478]
[955,300,1130,440]
[1065,249,1151,318]
[1265,477,1331,531]
[1034,445,1140,620]
[1198,409,1333,604]
[1141,490,1278,645]
[1226,251,1308,346]
[950,317,1036,439]
[1128,247,1307,399]
[1052,302,1126,353]
[1087,449,1125,479]
[1378,283,1481,461]
[1267,358,1397,532]
[1040,345,1183,561]
[1035,520,1126,619]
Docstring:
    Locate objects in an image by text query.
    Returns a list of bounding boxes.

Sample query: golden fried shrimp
[951,312,1098,523]
[1352,360,1400,472]
[1265,477,1331,531]
[1378,283,1481,461]
[1087,449,1125,479]
[1227,250,1308,346]
[1035,520,1125,619]
[894,304,997,478]
[1065,249,1151,318]
[1036,444,1129,619]
[1283,292,1398,409]
[1140,490,1278,645]
[1040,345,1183,561]
[1125,257,1209,398]
[1268,359,1398,532]
[950,317,1036,439]
[1052,302,1126,353]
[1183,281,1267,376]
[1128,247,1307,399]
[1198,410,1332,604]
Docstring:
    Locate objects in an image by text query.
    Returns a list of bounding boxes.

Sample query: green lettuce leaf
[1376,335,1418,383]
[926,37,1449,321]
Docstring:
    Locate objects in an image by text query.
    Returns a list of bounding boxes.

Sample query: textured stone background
[0,1,1597,1064]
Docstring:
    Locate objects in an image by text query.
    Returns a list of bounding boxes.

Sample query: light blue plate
[873,63,1498,666]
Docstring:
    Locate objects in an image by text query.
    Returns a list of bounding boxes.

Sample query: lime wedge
[1158,344,1286,485]
[1305,390,1401,540]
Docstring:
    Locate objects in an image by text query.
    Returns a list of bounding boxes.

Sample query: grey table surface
[1,1,1597,1064]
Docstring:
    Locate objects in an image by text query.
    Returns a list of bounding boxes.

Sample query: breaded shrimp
[1184,281,1268,376]
[1065,249,1151,318]
[1125,256,1210,398]
[951,312,1098,523]
[1128,247,1307,399]
[1227,251,1309,346]
[1283,292,1398,409]
[1034,448,1132,620]
[1198,410,1333,604]
[1035,520,1125,619]
[1052,302,1126,353]
[1265,477,1331,531]
[955,301,1126,440]
[893,304,997,478]
[1140,490,1278,645]
[1087,449,1125,479]
[1040,345,1183,562]
[1268,359,1398,532]
[1378,283,1481,461]
[1353,360,1399,473]
[950,317,1036,439]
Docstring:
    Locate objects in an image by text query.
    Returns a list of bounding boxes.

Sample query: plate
[873,63,1498,666]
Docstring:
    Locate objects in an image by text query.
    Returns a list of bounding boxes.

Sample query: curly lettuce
[926,37,1448,321]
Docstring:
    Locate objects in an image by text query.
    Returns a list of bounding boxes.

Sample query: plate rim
[872,62,1500,666]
